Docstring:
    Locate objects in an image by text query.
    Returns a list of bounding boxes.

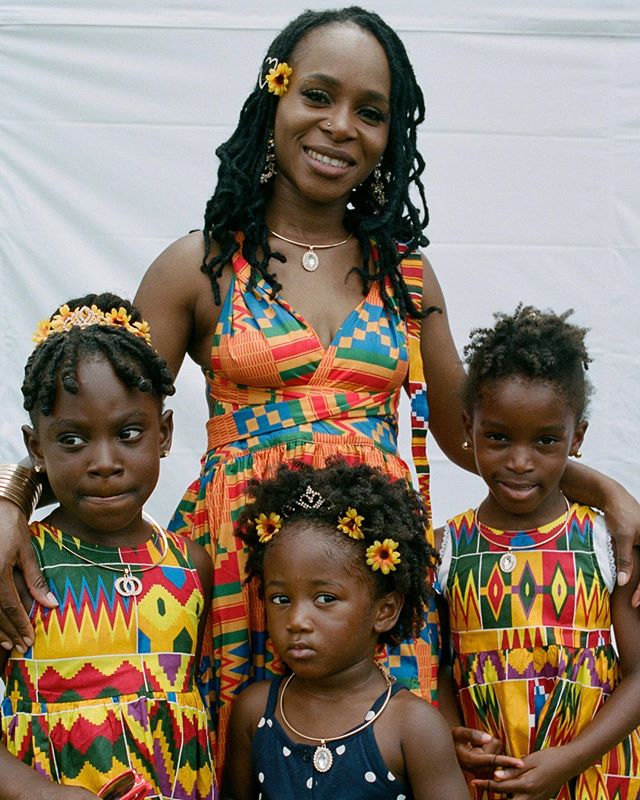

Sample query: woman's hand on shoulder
[134,231,227,376]
[0,499,55,651]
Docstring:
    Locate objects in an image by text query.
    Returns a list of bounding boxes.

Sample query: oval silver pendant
[114,570,143,596]
[302,250,319,272]
[499,552,516,574]
[313,744,333,773]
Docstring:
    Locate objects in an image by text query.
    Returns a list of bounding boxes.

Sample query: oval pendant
[114,570,143,597]
[499,551,516,574]
[313,744,333,773]
[302,249,319,272]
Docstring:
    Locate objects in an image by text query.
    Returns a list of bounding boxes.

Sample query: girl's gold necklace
[278,661,393,773]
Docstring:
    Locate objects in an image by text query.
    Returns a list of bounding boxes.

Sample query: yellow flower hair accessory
[33,304,152,346]
[255,512,283,543]
[337,508,364,540]
[261,59,293,96]
[366,539,401,575]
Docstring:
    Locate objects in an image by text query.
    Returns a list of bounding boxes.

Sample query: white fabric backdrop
[2,1,639,528]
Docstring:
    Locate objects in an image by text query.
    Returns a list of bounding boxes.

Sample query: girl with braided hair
[436,306,640,800]
[1,5,640,773]
[0,294,215,799]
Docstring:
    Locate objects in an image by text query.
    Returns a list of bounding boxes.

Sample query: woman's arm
[420,255,640,603]
[473,549,640,800]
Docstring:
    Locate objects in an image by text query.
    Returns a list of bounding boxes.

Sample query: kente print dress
[438,503,640,800]
[1,521,215,800]
[169,242,439,762]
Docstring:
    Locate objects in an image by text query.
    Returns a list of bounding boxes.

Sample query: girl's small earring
[161,449,170,459]
[571,450,583,459]
[34,464,43,473]
[461,440,472,451]
[259,132,277,184]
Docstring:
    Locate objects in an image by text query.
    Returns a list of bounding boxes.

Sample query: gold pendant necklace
[474,496,571,574]
[278,661,393,773]
[269,229,353,272]
[53,522,169,597]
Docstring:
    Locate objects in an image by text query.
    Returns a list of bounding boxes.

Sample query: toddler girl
[437,305,640,799]
[0,294,215,799]
[221,459,469,799]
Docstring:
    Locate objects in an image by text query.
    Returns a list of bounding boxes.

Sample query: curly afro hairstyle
[237,459,436,646]
[462,304,592,419]
[201,6,431,321]
[22,292,175,420]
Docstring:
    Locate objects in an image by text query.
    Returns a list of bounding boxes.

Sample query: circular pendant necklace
[474,496,571,574]
[269,229,353,272]
[53,522,169,597]
[278,661,393,773]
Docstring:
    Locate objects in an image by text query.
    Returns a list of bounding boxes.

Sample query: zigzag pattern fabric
[444,504,640,799]
[1,522,215,799]
[169,241,439,766]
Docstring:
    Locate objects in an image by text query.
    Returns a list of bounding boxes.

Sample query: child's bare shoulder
[231,680,272,729]
[388,688,452,741]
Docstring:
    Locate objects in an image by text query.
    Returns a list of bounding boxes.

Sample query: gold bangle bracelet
[0,464,43,519]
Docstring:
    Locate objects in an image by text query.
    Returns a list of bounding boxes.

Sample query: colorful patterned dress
[438,504,640,800]
[1,521,215,800]
[169,243,439,762]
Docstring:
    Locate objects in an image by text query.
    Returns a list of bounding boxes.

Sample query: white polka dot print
[397,795,406,799]
[266,718,273,727]
[387,771,396,781]
[306,777,313,789]
[258,772,264,783]
[364,710,375,721]
[365,771,377,783]
[257,717,265,728]
[282,746,291,757]
[336,744,346,755]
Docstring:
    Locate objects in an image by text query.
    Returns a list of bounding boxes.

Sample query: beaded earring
[370,164,387,208]
[260,133,277,184]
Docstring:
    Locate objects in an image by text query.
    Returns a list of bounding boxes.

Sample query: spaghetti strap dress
[169,241,438,762]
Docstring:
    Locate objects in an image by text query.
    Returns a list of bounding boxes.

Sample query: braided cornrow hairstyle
[237,459,435,646]
[22,293,175,418]
[462,304,593,419]
[201,6,430,319]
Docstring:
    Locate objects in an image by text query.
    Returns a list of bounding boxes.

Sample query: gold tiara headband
[33,304,152,346]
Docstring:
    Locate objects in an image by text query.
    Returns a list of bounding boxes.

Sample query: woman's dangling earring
[370,163,387,208]
[260,132,277,184]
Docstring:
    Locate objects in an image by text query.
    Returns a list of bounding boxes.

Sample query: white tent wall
[1,1,639,529]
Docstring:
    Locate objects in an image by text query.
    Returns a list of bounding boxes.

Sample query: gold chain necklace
[474,495,571,574]
[278,662,393,773]
[269,229,353,272]
[54,523,169,597]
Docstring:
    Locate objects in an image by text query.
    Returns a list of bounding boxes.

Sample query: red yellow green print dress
[1,522,215,800]
[169,243,439,763]
[438,504,640,800]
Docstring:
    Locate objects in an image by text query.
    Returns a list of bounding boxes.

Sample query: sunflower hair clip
[255,512,283,543]
[258,57,293,96]
[33,304,152,346]
[337,508,364,540]
[366,539,401,575]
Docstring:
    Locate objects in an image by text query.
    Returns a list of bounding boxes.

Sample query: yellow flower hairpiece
[366,539,401,575]
[33,304,153,346]
[255,512,283,543]
[264,61,293,96]
[337,507,364,540]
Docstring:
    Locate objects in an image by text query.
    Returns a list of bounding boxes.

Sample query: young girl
[436,306,640,800]
[220,459,469,800]
[0,294,215,799]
